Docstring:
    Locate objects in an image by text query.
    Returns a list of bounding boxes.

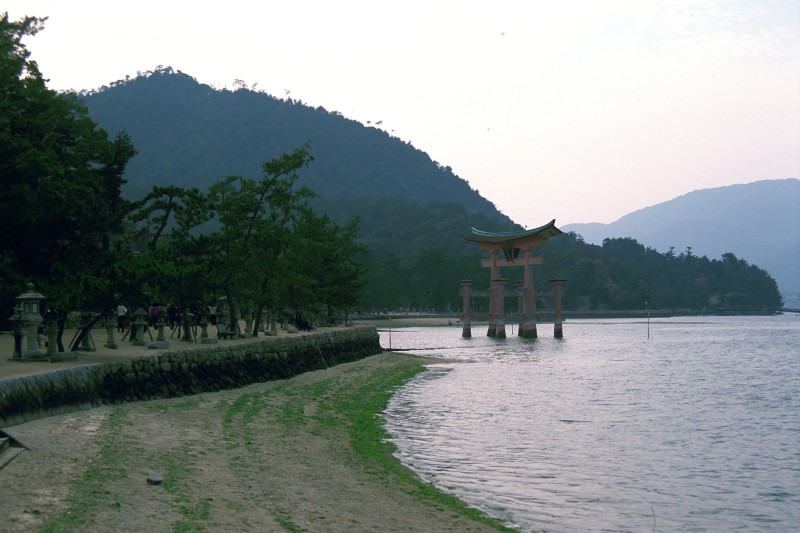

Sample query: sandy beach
[0,327,512,532]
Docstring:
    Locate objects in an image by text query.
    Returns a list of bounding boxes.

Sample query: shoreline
[1,351,514,532]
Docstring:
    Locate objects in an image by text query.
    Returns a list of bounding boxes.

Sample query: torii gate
[461,220,564,339]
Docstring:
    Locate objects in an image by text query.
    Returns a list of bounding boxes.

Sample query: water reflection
[382,317,800,532]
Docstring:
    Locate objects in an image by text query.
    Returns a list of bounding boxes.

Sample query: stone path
[0,323,320,382]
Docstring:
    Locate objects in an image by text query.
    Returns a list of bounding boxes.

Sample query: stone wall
[0,327,382,427]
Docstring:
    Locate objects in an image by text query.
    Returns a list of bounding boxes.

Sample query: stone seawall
[0,327,382,427]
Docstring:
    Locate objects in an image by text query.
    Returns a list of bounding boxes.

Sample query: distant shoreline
[353,308,787,329]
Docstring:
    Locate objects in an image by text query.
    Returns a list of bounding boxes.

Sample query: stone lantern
[216,299,229,339]
[132,307,148,346]
[16,283,46,360]
[198,308,217,344]
[147,307,169,349]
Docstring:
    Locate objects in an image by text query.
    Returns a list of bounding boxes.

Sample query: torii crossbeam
[462,219,564,338]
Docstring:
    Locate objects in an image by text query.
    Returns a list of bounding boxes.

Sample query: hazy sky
[6,1,800,226]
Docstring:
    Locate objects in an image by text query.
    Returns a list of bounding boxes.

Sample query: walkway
[0,324,320,382]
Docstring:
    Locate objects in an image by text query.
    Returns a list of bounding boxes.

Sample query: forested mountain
[537,234,781,313]
[78,68,781,314]
[563,179,800,294]
[82,68,518,257]
[364,232,782,314]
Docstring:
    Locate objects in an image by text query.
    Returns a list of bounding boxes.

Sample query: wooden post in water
[550,278,566,338]
[521,246,539,338]
[515,280,525,337]
[486,249,500,337]
[494,278,508,339]
[460,279,473,338]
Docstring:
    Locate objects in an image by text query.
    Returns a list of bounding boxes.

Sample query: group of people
[115,304,182,332]
[35,307,67,351]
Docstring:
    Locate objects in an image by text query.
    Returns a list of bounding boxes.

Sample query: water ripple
[383,316,800,532]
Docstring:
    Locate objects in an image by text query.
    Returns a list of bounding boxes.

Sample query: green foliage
[126,185,216,311]
[0,14,367,328]
[1,17,780,322]
[208,144,316,326]
[535,233,781,312]
[357,232,781,314]
[290,209,367,323]
[0,13,136,318]
[82,69,510,227]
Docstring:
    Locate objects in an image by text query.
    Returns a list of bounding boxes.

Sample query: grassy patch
[40,354,514,532]
[144,398,202,414]
[40,407,129,533]
[156,444,212,531]
[241,355,515,531]
[329,357,516,531]
[273,510,307,532]
[41,402,216,533]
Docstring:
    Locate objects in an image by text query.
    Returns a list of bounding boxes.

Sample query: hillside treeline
[82,67,511,228]
[1,13,781,333]
[0,15,363,339]
[358,232,782,314]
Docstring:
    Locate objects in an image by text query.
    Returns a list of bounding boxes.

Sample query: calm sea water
[381,316,800,532]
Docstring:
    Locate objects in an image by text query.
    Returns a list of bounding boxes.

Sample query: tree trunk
[70,311,108,352]
[224,280,237,337]
[253,303,265,337]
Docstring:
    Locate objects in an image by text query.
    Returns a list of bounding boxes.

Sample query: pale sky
[6,0,800,226]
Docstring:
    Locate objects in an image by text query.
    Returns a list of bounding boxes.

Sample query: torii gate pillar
[520,246,539,338]
[550,278,566,338]
[491,278,508,339]
[486,249,500,337]
[464,220,563,340]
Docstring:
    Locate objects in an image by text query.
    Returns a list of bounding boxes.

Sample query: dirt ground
[0,352,509,533]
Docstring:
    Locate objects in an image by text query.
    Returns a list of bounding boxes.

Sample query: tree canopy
[1,13,782,332]
[0,14,368,335]
[0,13,137,316]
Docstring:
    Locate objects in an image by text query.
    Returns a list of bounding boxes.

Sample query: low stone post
[265,312,278,336]
[156,308,167,342]
[148,307,169,348]
[79,312,97,352]
[217,306,229,339]
[182,312,195,342]
[45,315,59,356]
[104,313,118,349]
[133,307,147,346]
[459,279,472,338]
[199,308,217,344]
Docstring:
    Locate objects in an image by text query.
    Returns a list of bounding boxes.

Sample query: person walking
[116,303,128,332]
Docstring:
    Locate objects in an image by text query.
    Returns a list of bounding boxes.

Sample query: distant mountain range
[562,179,800,294]
[82,70,797,296]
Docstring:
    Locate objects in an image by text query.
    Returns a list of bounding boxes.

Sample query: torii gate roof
[466,219,562,247]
